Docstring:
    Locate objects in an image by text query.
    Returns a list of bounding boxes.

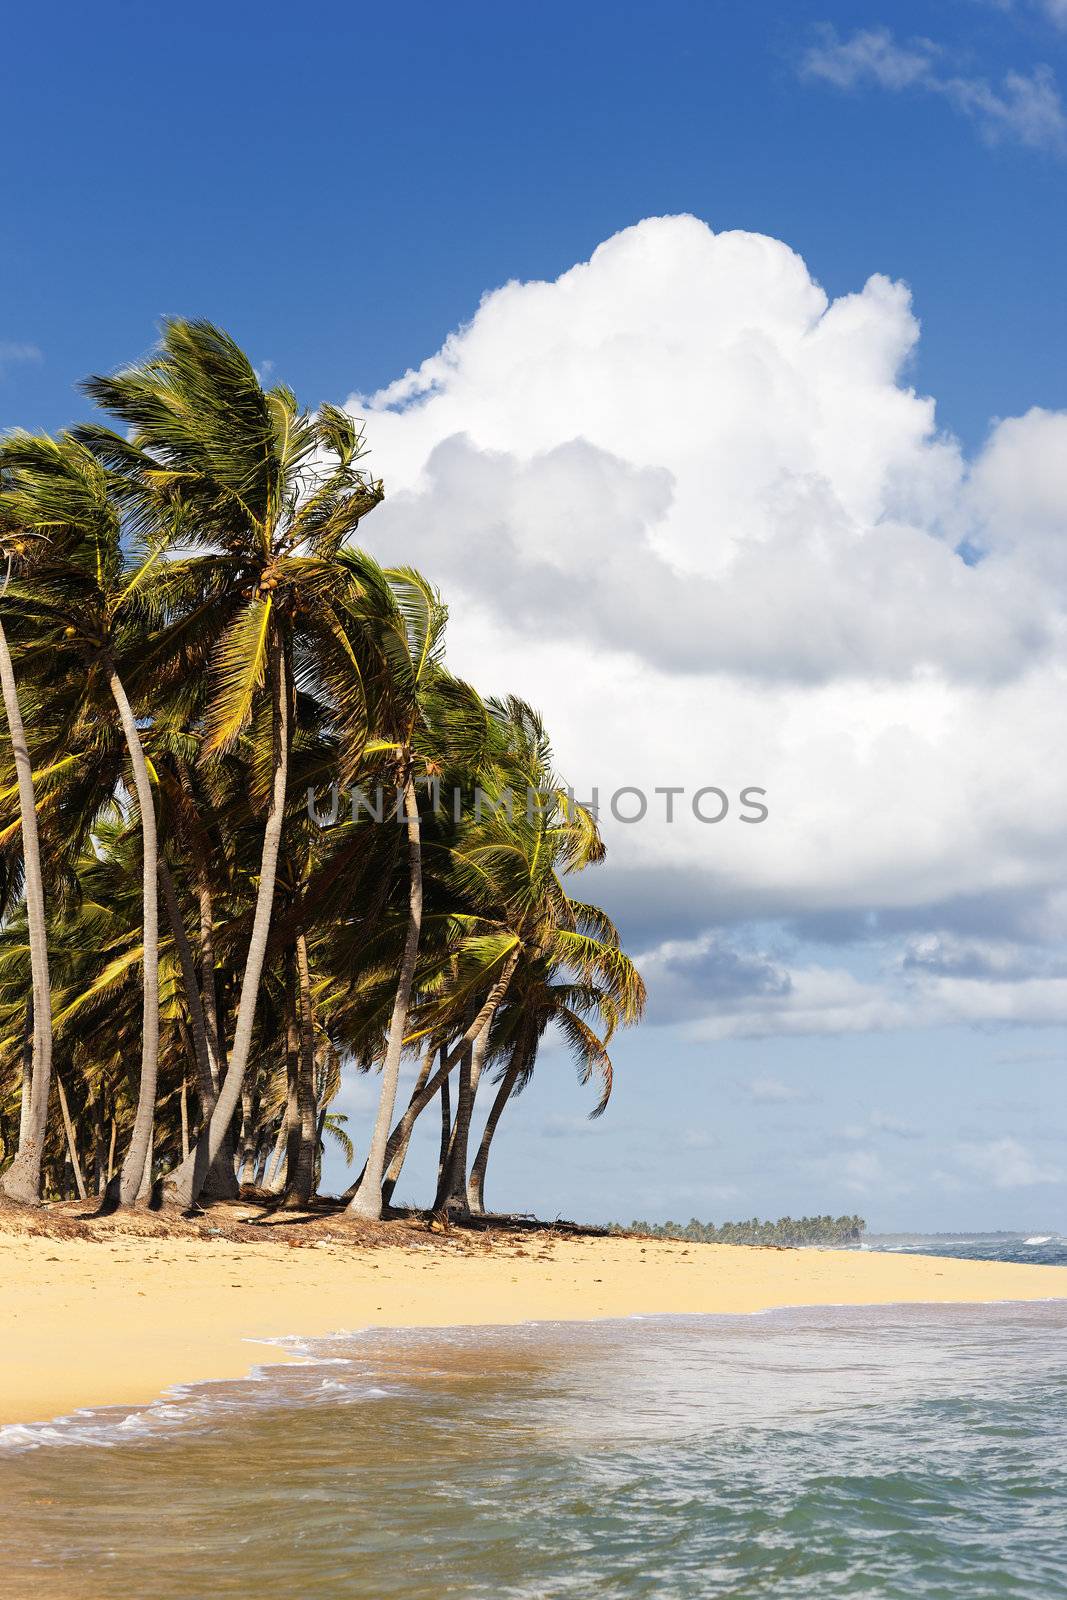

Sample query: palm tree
[0,322,651,1223]
[80,320,383,1209]
[0,435,164,1206]
[421,696,631,1216]
[345,570,492,1220]
[466,904,644,1213]
[0,817,149,1199]
[0,507,53,1203]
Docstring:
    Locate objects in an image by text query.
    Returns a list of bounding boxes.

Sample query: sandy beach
[2,1211,1065,1428]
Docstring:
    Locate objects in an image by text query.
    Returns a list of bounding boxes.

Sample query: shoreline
[2,1216,1065,1428]
[9,1298,1067,1454]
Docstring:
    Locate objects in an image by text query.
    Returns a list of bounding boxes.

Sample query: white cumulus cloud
[345,216,1067,1037]
[969,407,1067,580]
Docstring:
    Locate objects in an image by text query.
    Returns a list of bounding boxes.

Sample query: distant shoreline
[3,1206,1066,1430]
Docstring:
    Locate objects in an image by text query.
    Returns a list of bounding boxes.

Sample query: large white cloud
[345,216,1067,1033]
[359,218,1055,683]
[970,407,1067,581]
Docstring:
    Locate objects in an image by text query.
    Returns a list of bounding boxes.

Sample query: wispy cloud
[539,1112,609,1139]
[987,0,1067,28]
[680,1128,719,1150]
[0,341,42,377]
[839,1112,921,1141]
[801,26,937,92]
[956,1136,1062,1188]
[746,1075,812,1105]
[841,1148,887,1192]
[799,25,1067,154]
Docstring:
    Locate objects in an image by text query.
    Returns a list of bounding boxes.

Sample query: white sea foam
[0,1326,414,1457]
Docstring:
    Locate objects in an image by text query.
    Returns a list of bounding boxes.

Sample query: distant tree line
[614,1214,867,1247]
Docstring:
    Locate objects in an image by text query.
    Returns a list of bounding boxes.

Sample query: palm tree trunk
[160,858,239,1199]
[375,950,519,1190]
[253,1138,270,1188]
[162,632,289,1210]
[175,761,223,1099]
[105,664,161,1209]
[265,1116,288,1192]
[436,1019,490,1213]
[347,772,424,1220]
[278,940,315,1203]
[467,1056,522,1215]
[136,1127,154,1203]
[94,1093,107,1195]
[55,1072,87,1201]
[437,1071,451,1190]
[433,1041,468,1210]
[191,822,241,1193]
[196,874,223,1096]
[17,997,33,1150]
[379,1041,437,1208]
[237,1076,256,1185]
[17,1077,30,1147]
[279,984,301,1197]
[340,956,518,1207]
[159,859,217,1115]
[0,616,54,1206]
[281,923,319,1207]
[179,1074,190,1160]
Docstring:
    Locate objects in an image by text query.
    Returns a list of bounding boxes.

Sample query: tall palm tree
[345,569,492,1220]
[0,507,53,1203]
[0,816,150,1199]
[0,435,164,1206]
[80,320,383,1209]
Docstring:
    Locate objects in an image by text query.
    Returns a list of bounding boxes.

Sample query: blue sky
[4,1,1065,1229]
[5,0,1066,446]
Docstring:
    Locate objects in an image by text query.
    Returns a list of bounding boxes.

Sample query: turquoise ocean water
[1,1235,1064,1599]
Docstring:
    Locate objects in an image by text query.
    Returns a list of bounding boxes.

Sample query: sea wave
[865,1232,1067,1267]
[2,1304,1067,1599]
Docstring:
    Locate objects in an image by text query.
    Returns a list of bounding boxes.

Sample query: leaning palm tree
[423,696,621,1214]
[0,435,165,1206]
[0,502,53,1204]
[80,320,383,1209]
[345,569,493,1220]
[466,906,645,1214]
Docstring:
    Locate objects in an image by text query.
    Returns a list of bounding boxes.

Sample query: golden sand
[2,1219,1064,1427]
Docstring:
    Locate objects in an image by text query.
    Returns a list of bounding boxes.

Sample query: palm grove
[0,322,644,1218]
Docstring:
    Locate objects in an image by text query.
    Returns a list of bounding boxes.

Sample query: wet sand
[2,1218,1065,1425]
